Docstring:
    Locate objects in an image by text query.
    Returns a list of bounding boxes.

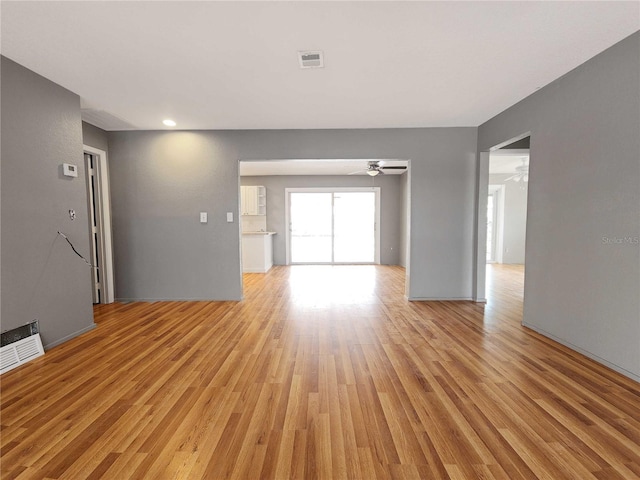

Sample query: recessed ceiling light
[163,119,176,127]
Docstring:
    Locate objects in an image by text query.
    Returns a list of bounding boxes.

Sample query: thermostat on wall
[63,163,78,177]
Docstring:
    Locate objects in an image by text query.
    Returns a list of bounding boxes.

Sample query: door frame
[486,184,505,264]
[83,145,115,304]
[285,187,381,265]
[474,132,530,302]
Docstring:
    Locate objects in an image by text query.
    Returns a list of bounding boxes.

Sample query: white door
[85,153,102,303]
[83,146,115,304]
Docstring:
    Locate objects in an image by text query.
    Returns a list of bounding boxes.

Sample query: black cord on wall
[57,231,98,269]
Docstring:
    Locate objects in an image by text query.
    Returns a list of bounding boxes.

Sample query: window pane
[290,193,333,263]
[334,192,375,263]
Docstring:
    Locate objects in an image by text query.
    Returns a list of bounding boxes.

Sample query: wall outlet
[200,212,208,223]
[69,209,76,220]
[226,212,233,223]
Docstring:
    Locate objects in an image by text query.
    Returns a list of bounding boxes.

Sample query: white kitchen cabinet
[241,186,266,215]
[242,232,275,273]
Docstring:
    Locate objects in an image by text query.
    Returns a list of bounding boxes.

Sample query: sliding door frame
[285,187,381,265]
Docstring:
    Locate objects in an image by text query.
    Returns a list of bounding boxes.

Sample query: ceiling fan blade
[348,170,367,175]
[380,166,407,170]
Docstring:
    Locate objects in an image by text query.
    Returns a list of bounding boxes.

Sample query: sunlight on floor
[288,265,378,306]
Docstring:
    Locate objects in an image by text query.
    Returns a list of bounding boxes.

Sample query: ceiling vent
[298,51,324,69]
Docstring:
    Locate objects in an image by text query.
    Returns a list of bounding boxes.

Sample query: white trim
[285,187,381,265]
[522,322,640,383]
[473,151,490,302]
[408,297,474,301]
[495,185,505,264]
[83,145,115,304]
[404,161,412,298]
[489,132,531,151]
[115,296,243,303]
[43,323,96,350]
[475,133,531,302]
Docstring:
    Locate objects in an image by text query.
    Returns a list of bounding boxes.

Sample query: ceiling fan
[505,157,529,182]
[348,161,407,176]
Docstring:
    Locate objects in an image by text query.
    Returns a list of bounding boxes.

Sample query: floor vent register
[1,320,44,374]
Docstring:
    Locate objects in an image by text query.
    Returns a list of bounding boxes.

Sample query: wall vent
[298,51,324,69]
[1,321,44,375]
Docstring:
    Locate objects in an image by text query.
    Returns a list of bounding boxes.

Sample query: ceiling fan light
[367,169,379,176]
[514,176,521,182]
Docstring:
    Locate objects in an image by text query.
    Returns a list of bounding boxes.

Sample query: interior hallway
[1,265,638,479]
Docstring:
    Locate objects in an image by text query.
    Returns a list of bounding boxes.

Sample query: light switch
[226,212,233,223]
[200,212,208,223]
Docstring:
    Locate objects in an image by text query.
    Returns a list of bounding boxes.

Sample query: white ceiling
[241,159,408,176]
[1,2,638,131]
[489,153,529,175]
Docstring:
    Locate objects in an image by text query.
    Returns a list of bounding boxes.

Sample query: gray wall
[1,56,95,348]
[234,129,478,300]
[241,174,404,265]
[82,121,109,152]
[107,131,243,301]
[489,173,528,264]
[479,32,640,380]
[108,128,477,302]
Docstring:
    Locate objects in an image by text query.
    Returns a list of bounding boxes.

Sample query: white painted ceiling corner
[1,1,638,131]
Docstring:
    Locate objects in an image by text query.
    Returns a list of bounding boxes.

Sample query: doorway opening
[475,135,530,305]
[286,188,380,265]
[238,159,409,299]
[83,145,115,304]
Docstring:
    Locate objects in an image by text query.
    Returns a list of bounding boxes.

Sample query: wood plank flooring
[1,265,639,479]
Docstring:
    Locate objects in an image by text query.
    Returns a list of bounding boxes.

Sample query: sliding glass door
[288,188,379,264]
[290,192,333,263]
[333,192,375,262]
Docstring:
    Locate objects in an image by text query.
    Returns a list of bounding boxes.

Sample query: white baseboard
[523,322,640,383]
[408,297,474,301]
[115,297,243,302]
[44,323,97,350]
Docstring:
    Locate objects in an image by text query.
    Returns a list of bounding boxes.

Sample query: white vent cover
[0,334,44,375]
[298,51,324,69]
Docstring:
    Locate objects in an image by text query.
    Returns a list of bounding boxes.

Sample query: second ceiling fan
[349,161,407,176]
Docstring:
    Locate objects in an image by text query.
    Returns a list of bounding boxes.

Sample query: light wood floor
[2,265,639,479]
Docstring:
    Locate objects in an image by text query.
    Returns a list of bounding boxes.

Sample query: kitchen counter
[242,233,276,272]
